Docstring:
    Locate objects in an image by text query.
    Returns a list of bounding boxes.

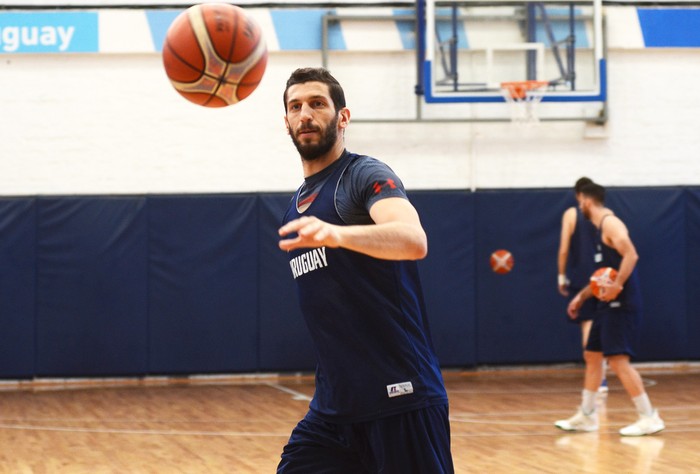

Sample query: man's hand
[567,294,581,320]
[596,278,623,302]
[279,198,427,260]
[558,275,570,297]
[279,216,341,252]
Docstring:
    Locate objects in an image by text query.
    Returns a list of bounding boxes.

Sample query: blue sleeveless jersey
[568,207,597,290]
[595,216,643,312]
[282,152,448,423]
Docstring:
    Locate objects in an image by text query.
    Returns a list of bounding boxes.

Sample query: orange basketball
[590,267,618,299]
[162,3,268,107]
[490,249,514,274]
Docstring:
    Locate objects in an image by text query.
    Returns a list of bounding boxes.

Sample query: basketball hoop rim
[500,80,550,100]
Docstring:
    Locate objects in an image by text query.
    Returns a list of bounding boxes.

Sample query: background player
[558,177,607,391]
[555,183,664,436]
[277,67,454,473]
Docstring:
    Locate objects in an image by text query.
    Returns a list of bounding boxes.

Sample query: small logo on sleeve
[372,179,397,195]
[387,381,414,398]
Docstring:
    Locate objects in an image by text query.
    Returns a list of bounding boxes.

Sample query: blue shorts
[567,286,597,323]
[277,404,454,474]
[585,307,641,357]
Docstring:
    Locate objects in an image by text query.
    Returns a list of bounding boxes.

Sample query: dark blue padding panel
[257,194,315,371]
[0,199,36,378]
[605,188,687,361]
[475,190,582,364]
[35,198,149,376]
[413,192,477,367]
[2,187,698,380]
[685,188,700,359]
[148,196,258,374]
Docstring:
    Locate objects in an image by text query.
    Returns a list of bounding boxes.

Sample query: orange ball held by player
[590,267,619,300]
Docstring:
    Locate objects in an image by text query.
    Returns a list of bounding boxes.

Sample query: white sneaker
[619,410,665,436]
[555,409,599,432]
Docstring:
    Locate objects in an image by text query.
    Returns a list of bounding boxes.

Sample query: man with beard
[276,67,454,473]
[555,183,664,436]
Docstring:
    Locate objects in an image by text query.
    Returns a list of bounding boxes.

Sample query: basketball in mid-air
[162,3,268,107]
[590,267,618,299]
[490,249,514,274]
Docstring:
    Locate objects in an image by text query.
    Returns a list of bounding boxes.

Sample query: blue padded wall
[257,194,315,371]
[474,190,582,364]
[605,188,688,361]
[0,199,36,378]
[35,198,149,377]
[148,196,259,374]
[686,189,700,359]
[413,192,477,367]
[1,187,698,379]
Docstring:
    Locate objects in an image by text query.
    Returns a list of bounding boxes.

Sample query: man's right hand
[567,294,581,320]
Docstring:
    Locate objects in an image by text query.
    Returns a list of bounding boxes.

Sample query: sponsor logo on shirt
[387,381,414,398]
[289,247,328,279]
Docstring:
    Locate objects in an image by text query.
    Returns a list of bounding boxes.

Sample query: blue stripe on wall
[270,9,345,50]
[638,8,700,47]
[146,10,181,52]
[0,12,98,53]
[394,9,417,50]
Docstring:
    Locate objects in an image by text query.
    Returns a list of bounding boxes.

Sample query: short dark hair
[574,177,594,194]
[579,182,606,204]
[283,67,346,113]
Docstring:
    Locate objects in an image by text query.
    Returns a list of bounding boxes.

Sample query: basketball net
[500,80,549,125]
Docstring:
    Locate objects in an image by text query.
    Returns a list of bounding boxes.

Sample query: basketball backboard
[418,0,606,108]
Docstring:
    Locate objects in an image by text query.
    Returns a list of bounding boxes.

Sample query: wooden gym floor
[1,365,699,473]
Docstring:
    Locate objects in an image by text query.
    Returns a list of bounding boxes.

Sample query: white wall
[1,46,699,195]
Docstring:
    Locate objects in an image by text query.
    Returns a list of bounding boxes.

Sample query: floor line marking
[0,423,289,437]
[450,405,700,417]
[451,427,700,438]
[264,382,312,401]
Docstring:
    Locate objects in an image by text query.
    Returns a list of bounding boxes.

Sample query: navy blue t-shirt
[282,150,448,423]
[296,150,407,223]
[568,207,597,290]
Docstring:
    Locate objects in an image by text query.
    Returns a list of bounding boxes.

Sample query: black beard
[290,114,339,161]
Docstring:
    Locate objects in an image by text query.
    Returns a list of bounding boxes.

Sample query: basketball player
[276,67,454,473]
[555,183,664,436]
[557,177,607,391]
